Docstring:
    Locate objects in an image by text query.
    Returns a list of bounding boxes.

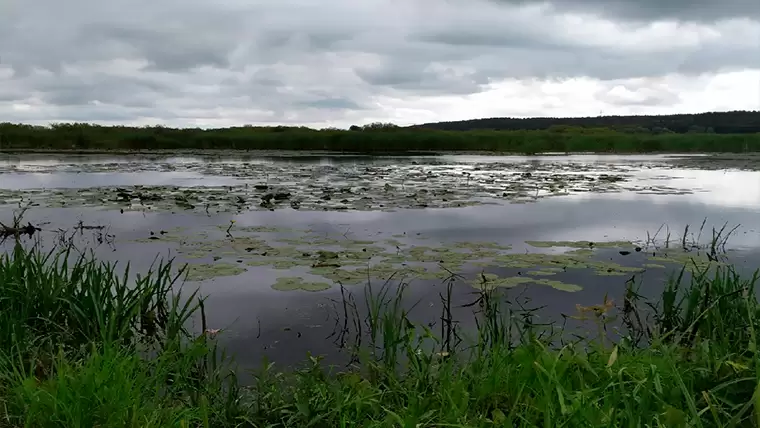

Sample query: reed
[1,240,759,426]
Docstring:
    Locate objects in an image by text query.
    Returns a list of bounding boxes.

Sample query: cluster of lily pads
[131,225,723,292]
[0,157,702,213]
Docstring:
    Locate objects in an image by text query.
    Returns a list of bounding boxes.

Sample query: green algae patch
[526,268,563,276]
[0,157,667,215]
[309,267,367,284]
[183,226,658,287]
[646,249,724,272]
[308,263,442,285]
[385,239,404,247]
[403,245,499,270]
[184,263,246,282]
[271,277,332,292]
[534,279,583,292]
[526,240,632,249]
[317,250,339,260]
[471,273,581,292]
[271,260,306,270]
[184,251,209,259]
[235,226,294,233]
[120,222,729,289]
[346,240,375,246]
[643,263,667,269]
[471,274,533,289]
[566,248,595,257]
[486,252,651,279]
[493,253,588,270]
[453,241,512,251]
[595,268,640,276]
[378,254,409,265]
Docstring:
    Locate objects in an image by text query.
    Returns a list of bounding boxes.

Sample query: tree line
[0,116,759,154]
[412,110,760,134]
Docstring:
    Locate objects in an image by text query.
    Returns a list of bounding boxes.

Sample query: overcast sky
[1,0,758,128]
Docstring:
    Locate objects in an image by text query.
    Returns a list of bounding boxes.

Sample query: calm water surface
[2,153,760,370]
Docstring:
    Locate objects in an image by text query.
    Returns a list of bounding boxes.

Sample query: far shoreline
[0,148,734,157]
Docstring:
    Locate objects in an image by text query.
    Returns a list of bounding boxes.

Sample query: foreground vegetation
[2,121,760,153]
[2,239,760,427]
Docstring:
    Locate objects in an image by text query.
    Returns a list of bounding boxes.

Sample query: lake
[2,152,760,371]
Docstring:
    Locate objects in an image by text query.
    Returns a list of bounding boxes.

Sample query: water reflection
[1,153,759,369]
[0,171,243,189]
[627,168,760,209]
[3,193,760,370]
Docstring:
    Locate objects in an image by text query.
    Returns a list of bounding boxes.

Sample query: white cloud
[324,71,760,127]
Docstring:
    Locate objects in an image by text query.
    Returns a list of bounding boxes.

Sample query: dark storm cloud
[414,27,571,50]
[354,57,487,96]
[82,27,232,72]
[35,75,173,108]
[492,0,759,22]
[0,0,245,74]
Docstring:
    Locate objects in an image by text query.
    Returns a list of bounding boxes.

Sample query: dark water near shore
[2,152,760,371]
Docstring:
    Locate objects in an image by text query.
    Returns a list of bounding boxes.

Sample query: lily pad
[271,277,332,292]
[643,263,667,269]
[184,263,246,282]
[525,240,632,249]
[471,273,582,292]
[0,156,645,214]
[526,268,563,276]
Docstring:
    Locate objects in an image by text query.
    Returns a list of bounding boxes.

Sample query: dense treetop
[1,111,758,153]
[412,110,760,134]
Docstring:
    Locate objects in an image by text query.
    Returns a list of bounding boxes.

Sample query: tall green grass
[1,241,760,427]
[0,242,245,427]
[247,265,760,427]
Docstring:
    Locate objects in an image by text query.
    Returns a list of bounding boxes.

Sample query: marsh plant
[644,218,740,260]
[272,263,760,427]
[0,238,246,427]
[2,217,760,426]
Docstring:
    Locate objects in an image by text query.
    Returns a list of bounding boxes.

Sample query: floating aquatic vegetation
[452,241,512,251]
[184,263,246,282]
[567,248,595,257]
[525,240,633,249]
[174,235,272,260]
[0,157,664,213]
[536,279,583,292]
[184,251,210,259]
[234,226,294,233]
[491,253,644,277]
[471,273,582,292]
[526,268,563,276]
[122,222,725,291]
[645,248,723,273]
[271,277,332,292]
[643,263,667,269]
[271,260,307,270]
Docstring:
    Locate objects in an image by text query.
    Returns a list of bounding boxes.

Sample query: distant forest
[1,111,759,153]
[411,110,760,134]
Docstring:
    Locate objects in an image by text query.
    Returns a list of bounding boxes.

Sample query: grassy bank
[2,122,760,153]
[1,242,760,427]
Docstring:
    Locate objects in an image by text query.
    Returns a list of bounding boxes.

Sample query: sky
[0,0,758,129]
